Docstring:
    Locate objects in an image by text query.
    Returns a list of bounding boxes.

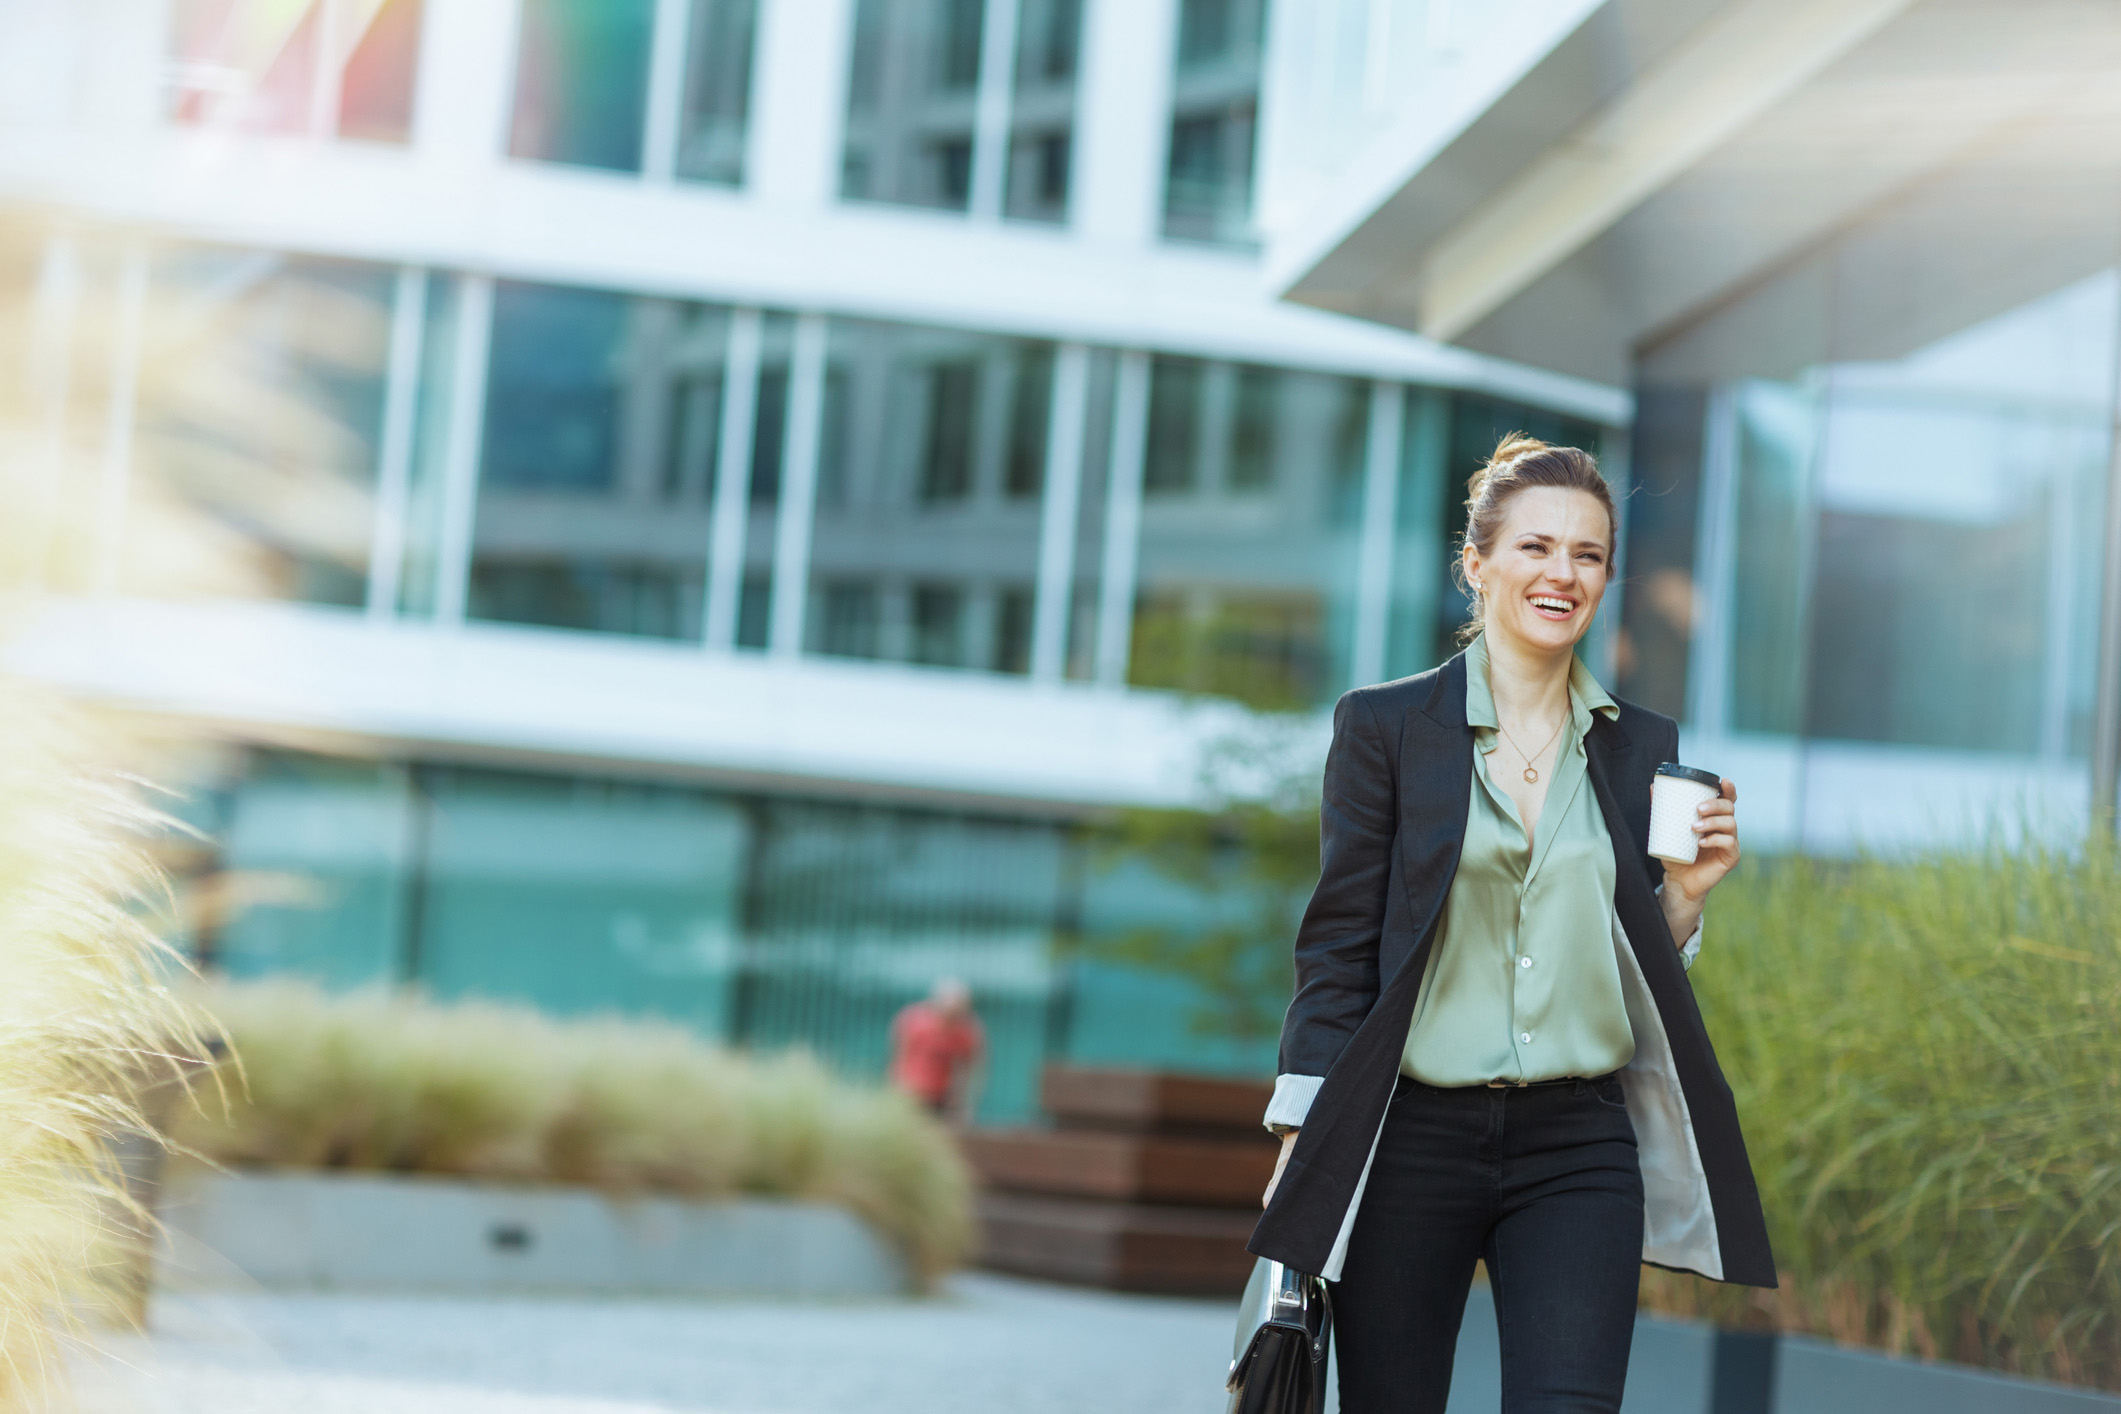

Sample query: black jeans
[1332,1074,1645,1414]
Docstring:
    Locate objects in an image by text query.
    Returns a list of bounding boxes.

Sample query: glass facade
[1163,0,1267,246]
[209,753,416,988]
[841,0,986,212]
[191,745,1315,1116]
[470,283,728,639]
[508,0,757,182]
[136,246,396,605]
[675,0,760,185]
[1004,0,1082,224]
[842,0,1082,221]
[1628,214,2116,770]
[102,239,1601,689]
[1726,281,2111,754]
[1128,357,1369,709]
[195,749,1077,1122]
[417,767,746,1031]
[805,318,1074,671]
[510,0,657,172]
[166,0,423,142]
[740,800,1066,1120]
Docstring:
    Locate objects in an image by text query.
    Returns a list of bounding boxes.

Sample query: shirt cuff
[1263,1074,1323,1132]
[1655,882,1704,971]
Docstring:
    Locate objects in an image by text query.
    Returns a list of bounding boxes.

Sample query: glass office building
[1259,0,2121,856]
[0,0,1621,1119]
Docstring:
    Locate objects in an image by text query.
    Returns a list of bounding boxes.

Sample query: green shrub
[1646,840,2121,1390]
[178,980,975,1285]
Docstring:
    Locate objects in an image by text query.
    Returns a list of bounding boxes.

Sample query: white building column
[1030,343,1091,682]
[1094,350,1150,686]
[92,242,149,596]
[1686,386,1740,736]
[641,0,697,182]
[28,233,80,592]
[433,274,495,625]
[366,266,429,619]
[751,0,856,211]
[768,312,830,657]
[704,308,764,649]
[1349,379,1405,689]
[1075,0,1178,246]
[413,0,520,164]
[969,0,1022,220]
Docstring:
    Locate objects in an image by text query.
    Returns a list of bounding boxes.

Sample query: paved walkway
[73,1276,1240,1414]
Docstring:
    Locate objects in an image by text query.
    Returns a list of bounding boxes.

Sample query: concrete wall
[157,1169,911,1298]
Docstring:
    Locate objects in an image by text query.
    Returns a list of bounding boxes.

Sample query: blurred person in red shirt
[889,977,985,1123]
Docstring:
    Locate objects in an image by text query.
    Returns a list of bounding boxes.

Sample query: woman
[1251,436,1774,1413]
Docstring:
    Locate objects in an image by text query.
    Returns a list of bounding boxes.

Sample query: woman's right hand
[1263,1130,1299,1208]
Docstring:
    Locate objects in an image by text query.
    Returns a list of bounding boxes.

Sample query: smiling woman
[1453,435,1617,651]
[1251,430,1764,1414]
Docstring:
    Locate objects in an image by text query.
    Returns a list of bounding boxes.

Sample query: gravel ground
[71,1275,1240,1414]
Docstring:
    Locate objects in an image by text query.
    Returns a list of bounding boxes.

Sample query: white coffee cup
[1649,763,1723,865]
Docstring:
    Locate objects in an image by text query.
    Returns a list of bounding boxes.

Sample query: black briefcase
[1226,1258,1333,1414]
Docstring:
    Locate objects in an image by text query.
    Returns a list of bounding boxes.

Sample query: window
[416,767,746,1033]
[510,0,759,183]
[467,282,789,642]
[843,0,1083,222]
[166,0,423,143]
[136,247,397,605]
[1129,362,1370,709]
[806,320,1076,674]
[676,0,759,184]
[1005,0,1082,224]
[206,754,415,988]
[509,0,657,171]
[1726,275,2114,753]
[842,0,985,211]
[1163,0,1266,246]
[738,799,1065,1121]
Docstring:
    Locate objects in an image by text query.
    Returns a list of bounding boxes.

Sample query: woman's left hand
[1660,778,1737,947]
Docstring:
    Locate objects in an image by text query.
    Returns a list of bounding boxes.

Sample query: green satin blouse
[1399,633,1637,1087]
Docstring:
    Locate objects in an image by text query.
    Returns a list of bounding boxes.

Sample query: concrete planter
[156,1169,912,1298]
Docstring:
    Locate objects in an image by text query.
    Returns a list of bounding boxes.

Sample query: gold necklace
[1495,708,1568,784]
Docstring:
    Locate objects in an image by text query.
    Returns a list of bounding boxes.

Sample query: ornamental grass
[1640,839,2121,1390]
[0,690,213,1411]
[174,980,976,1286]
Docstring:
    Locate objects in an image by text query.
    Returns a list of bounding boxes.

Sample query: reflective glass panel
[209,752,414,989]
[841,0,985,211]
[1128,356,1368,710]
[338,0,423,141]
[415,767,746,1033]
[1163,0,1266,246]
[736,799,1065,1123]
[675,0,758,185]
[509,0,655,172]
[1003,0,1081,224]
[470,281,747,640]
[135,247,395,606]
[165,0,421,142]
[806,319,1068,672]
[1728,273,2117,753]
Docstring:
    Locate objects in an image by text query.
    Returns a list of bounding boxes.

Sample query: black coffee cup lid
[1655,762,1721,789]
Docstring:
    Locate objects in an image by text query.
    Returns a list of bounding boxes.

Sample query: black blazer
[1249,651,1776,1287]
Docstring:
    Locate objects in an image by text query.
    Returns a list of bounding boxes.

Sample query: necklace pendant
[1522,766,1539,784]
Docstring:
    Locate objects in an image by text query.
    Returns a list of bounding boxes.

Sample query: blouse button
[1519,957,1533,968]
[1520,1032,1533,1044]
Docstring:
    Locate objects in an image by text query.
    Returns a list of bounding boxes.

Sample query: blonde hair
[1452,433,1615,643]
